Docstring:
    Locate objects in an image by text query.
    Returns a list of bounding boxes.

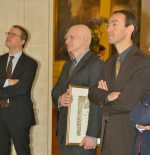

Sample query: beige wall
[0,0,53,155]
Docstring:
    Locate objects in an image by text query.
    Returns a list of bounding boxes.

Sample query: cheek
[75,40,82,46]
[6,39,13,45]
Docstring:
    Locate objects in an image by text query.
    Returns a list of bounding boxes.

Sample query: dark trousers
[0,108,31,155]
[60,143,97,155]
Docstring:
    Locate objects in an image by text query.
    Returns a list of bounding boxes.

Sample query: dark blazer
[89,45,150,155]
[131,129,150,155]
[130,92,150,155]
[51,51,104,143]
[130,92,150,125]
[0,52,38,128]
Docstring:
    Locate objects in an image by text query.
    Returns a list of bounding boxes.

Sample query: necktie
[7,56,14,78]
[115,56,120,77]
[70,59,77,75]
[0,56,14,108]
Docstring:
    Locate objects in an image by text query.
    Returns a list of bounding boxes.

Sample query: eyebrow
[108,19,119,23]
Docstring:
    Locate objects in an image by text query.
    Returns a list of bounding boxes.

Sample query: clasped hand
[98,80,120,101]
[80,136,97,150]
[137,124,150,130]
[59,91,72,107]
[8,79,19,86]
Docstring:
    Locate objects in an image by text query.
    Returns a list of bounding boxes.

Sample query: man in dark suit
[0,25,38,155]
[89,10,150,155]
[130,92,150,155]
[51,24,103,155]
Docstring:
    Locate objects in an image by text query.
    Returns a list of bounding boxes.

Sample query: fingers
[8,79,19,86]
[144,126,150,130]
[98,80,108,91]
[80,136,97,150]
[79,138,85,147]
[138,125,150,130]
[80,142,96,149]
[59,92,72,107]
[107,92,121,102]
[83,144,96,150]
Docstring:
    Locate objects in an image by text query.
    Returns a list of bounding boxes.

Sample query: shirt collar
[9,51,22,59]
[118,44,134,63]
[74,49,89,64]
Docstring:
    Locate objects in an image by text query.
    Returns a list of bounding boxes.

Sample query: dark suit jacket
[130,92,150,125]
[0,52,38,128]
[51,51,104,143]
[130,92,150,155]
[89,45,150,155]
[131,129,150,155]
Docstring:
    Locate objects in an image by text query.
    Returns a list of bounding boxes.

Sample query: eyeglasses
[5,32,21,37]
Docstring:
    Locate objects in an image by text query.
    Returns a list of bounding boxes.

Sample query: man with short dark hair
[0,25,38,155]
[89,10,150,155]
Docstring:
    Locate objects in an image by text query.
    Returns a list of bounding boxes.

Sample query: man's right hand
[8,79,19,86]
[98,80,108,91]
[58,91,72,107]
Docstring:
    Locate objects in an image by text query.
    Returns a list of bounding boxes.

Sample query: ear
[21,40,25,46]
[127,25,134,35]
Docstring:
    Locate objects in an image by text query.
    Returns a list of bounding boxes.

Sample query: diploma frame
[66,85,100,145]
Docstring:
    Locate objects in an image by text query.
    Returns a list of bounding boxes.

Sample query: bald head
[65,24,92,58]
[69,24,92,46]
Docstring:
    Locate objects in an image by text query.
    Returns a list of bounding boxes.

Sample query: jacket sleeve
[51,61,69,109]
[103,60,150,114]
[0,59,38,99]
[86,59,104,137]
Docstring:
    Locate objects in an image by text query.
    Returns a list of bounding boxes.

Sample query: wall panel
[0,0,53,155]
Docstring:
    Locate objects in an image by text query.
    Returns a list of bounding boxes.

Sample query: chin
[69,53,76,59]
[109,40,115,44]
[68,53,73,58]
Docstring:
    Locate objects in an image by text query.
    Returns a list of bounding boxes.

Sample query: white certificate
[66,85,100,145]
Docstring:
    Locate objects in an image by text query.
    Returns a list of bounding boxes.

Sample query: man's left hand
[107,92,121,102]
[80,136,97,150]
[137,124,150,130]
[8,79,19,86]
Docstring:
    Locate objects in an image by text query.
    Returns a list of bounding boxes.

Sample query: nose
[65,37,70,44]
[106,25,111,32]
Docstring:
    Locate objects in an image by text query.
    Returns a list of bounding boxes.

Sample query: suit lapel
[115,47,137,86]
[0,54,9,77]
[107,55,117,89]
[11,53,25,77]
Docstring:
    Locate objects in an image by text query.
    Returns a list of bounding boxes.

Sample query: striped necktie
[70,59,77,75]
[7,56,14,78]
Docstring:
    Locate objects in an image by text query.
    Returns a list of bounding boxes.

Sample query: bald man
[51,24,104,155]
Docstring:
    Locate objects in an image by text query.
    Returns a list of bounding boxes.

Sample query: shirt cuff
[3,79,9,87]
[104,97,109,104]
[136,124,145,133]
[58,102,63,109]
[58,96,63,109]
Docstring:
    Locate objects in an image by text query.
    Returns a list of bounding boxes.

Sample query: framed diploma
[66,85,100,145]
